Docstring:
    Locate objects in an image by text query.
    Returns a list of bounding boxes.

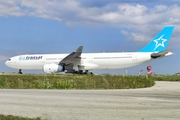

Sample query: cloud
[0,55,8,61]
[1,1,179,26]
[0,0,26,16]
[0,0,179,42]
[121,30,129,36]
[121,30,149,41]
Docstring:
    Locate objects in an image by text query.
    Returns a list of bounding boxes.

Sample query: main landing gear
[65,70,93,74]
[74,70,93,75]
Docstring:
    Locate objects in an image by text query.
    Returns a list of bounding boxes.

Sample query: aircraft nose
[5,59,12,67]
[5,58,17,68]
[5,61,9,66]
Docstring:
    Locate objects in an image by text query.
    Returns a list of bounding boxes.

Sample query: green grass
[0,114,41,120]
[0,74,155,89]
[151,75,180,81]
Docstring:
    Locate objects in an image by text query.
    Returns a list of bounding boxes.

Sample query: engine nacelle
[43,63,64,73]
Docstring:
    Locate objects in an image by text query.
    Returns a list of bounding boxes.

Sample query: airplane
[5,26,174,74]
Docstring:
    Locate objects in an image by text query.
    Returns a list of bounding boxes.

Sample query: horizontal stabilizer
[151,49,172,59]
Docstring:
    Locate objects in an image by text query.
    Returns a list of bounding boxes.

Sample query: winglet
[138,26,175,52]
[76,46,83,53]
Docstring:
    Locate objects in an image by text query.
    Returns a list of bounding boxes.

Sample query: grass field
[152,75,180,81]
[0,74,155,89]
[0,114,42,120]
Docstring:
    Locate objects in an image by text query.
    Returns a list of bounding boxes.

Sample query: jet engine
[43,63,64,73]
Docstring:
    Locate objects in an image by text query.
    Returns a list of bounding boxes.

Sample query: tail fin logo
[153,34,167,51]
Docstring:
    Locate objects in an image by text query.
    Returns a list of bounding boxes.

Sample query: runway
[0,81,180,120]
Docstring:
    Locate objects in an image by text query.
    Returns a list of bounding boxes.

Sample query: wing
[59,46,83,65]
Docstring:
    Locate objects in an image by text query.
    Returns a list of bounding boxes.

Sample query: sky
[0,0,180,75]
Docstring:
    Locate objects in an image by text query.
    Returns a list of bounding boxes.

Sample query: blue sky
[0,0,180,75]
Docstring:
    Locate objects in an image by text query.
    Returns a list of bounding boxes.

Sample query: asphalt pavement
[0,81,180,120]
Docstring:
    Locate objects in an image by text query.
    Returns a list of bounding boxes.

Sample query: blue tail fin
[138,26,174,52]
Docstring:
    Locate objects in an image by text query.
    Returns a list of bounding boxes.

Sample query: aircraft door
[88,56,94,62]
[132,54,137,61]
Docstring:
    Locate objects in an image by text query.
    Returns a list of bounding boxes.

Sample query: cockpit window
[8,59,11,61]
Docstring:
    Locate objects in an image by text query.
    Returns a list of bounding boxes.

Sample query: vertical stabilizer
[138,26,174,52]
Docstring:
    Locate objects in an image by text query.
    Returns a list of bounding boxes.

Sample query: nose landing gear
[18,69,22,74]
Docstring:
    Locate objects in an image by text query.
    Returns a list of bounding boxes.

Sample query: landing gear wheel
[18,69,22,74]
[84,70,89,74]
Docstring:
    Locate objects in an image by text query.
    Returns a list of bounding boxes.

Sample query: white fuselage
[5,52,155,71]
